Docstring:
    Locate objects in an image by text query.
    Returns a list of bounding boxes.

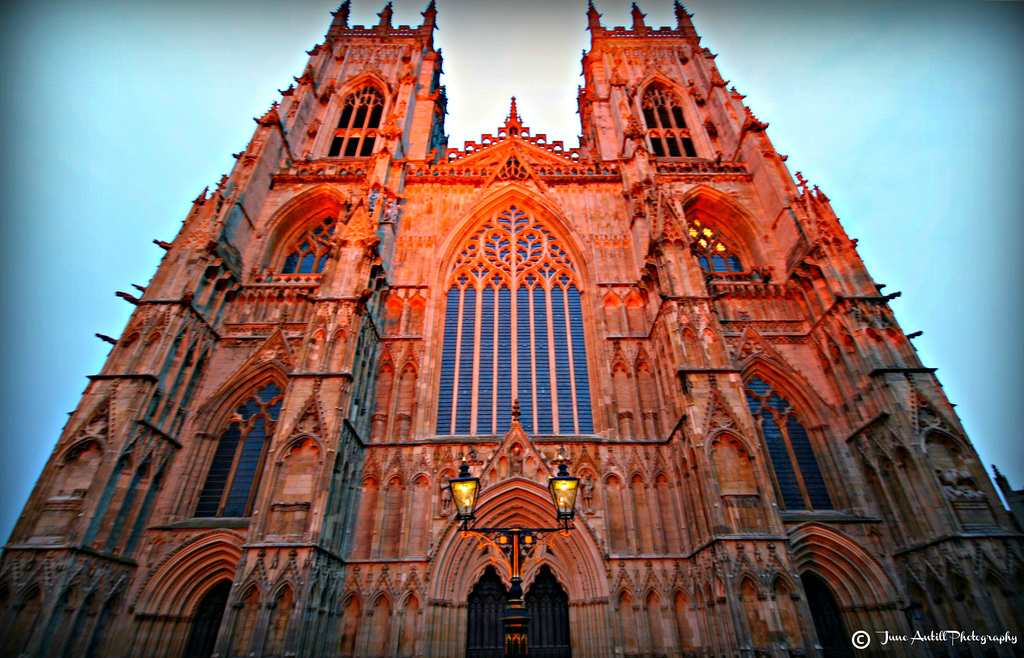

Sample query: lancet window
[436,206,593,436]
[328,86,384,158]
[195,382,283,517]
[744,377,832,511]
[641,85,697,158]
[688,218,745,276]
[688,218,743,275]
[281,216,336,275]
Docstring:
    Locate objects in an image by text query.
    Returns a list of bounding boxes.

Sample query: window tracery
[328,86,384,158]
[688,218,744,276]
[437,206,593,436]
[744,377,832,511]
[195,382,284,517]
[641,85,696,158]
[281,215,336,275]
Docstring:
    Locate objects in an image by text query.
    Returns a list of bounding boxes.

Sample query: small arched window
[688,218,743,274]
[641,85,696,158]
[744,377,832,511]
[328,86,384,158]
[281,215,336,275]
[195,382,284,517]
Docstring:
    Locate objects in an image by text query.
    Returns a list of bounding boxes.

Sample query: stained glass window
[688,218,743,274]
[328,86,384,158]
[195,382,284,517]
[437,206,593,436]
[744,377,832,511]
[642,85,697,158]
[281,216,336,275]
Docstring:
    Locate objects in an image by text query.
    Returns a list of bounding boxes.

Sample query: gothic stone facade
[2,3,1022,657]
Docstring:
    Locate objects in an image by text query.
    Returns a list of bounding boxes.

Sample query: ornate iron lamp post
[450,454,579,657]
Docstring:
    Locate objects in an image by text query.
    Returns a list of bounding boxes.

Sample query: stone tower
[2,2,1021,657]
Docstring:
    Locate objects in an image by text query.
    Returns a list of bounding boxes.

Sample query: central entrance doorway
[466,565,571,658]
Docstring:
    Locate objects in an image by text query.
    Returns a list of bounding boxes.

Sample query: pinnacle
[586,0,602,30]
[631,3,647,30]
[378,1,394,28]
[508,96,520,122]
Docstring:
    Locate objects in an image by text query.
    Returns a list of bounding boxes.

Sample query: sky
[0,0,1021,543]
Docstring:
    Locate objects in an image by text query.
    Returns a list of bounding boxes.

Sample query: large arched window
[688,218,743,275]
[436,206,593,436]
[641,85,696,158]
[195,382,283,517]
[328,86,384,158]
[744,377,832,511]
[280,215,336,275]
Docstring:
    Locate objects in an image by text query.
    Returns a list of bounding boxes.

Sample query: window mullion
[561,286,579,434]
[779,412,813,509]
[450,288,465,436]
[545,284,559,434]
[471,284,482,435]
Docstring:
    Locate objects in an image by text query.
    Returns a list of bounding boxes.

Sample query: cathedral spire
[630,3,647,30]
[586,0,603,32]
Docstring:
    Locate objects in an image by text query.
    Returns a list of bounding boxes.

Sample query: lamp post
[449,455,580,657]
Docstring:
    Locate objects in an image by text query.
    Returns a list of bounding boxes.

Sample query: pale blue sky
[0,0,1021,541]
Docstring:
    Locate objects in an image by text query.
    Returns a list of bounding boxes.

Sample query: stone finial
[630,3,646,30]
[504,97,524,136]
[508,96,520,123]
[511,398,521,423]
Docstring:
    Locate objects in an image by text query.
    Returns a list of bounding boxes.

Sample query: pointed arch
[263,583,294,657]
[338,593,363,657]
[366,593,392,657]
[672,587,700,654]
[259,184,349,273]
[680,184,767,268]
[396,590,422,657]
[638,80,697,158]
[739,575,771,650]
[433,185,593,288]
[429,478,606,604]
[789,523,900,609]
[193,378,285,518]
[742,359,836,511]
[193,363,289,436]
[231,583,261,657]
[327,82,386,158]
[134,529,245,618]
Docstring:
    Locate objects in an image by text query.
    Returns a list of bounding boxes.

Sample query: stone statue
[581,472,595,513]
[510,444,524,476]
[440,475,452,516]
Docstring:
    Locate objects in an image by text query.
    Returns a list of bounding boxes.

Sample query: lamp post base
[502,577,531,656]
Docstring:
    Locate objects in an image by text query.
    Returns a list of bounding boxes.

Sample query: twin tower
[2,2,1020,657]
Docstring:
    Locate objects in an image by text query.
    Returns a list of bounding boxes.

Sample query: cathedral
[2,2,1022,657]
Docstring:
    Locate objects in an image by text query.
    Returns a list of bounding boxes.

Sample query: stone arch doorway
[183,580,231,658]
[466,566,507,658]
[526,565,571,658]
[465,565,572,658]
[801,573,853,658]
